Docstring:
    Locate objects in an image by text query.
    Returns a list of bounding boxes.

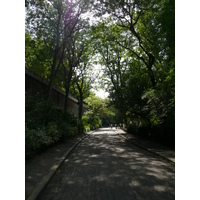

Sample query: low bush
[82,115,89,126]
[127,124,138,135]
[137,126,150,138]
[82,115,91,132]
[84,125,90,133]
[25,95,81,158]
[47,122,60,142]
[127,122,174,148]
[25,125,53,158]
[58,121,72,141]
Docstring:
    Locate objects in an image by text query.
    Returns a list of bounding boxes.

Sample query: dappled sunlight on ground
[39,129,175,200]
[92,127,117,135]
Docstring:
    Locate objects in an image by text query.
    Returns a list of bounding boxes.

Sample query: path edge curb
[27,134,89,200]
[117,133,175,165]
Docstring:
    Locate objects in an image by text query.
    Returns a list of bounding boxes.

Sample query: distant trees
[83,93,115,129]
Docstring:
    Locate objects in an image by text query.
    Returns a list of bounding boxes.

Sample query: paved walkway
[38,129,175,200]
[25,133,88,199]
[25,129,175,200]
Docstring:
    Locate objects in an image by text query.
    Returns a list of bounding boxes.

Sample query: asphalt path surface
[38,128,175,200]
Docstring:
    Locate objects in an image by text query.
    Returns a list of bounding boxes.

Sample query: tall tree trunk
[47,13,61,102]
[78,96,83,121]
[64,65,73,110]
[123,112,127,128]
[147,53,156,88]
[78,99,83,134]
[130,25,156,88]
[47,52,57,102]
[64,87,69,110]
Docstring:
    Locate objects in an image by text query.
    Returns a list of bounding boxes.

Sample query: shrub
[82,115,89,126]
[84,125,90,133]
[25,125,52,158]
[58,122,72,141]
[70,126,79,136]
[25,95,81,158]
[82,115,91,132]
[47,122,60,142]
[127,124,138,135]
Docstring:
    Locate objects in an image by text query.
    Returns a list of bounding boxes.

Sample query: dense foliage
[25,95,79,158]
[25,0,175,150]
[90,0,175,146]
[83,93,116,129]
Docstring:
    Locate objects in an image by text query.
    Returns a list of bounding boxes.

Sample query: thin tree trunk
[64,65,73,110]
[148,53,156,88]
[78,96,83,121]
[47,53,57,102]
[64,87,69,110]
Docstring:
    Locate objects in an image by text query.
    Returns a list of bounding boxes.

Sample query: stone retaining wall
[25,68,79,115]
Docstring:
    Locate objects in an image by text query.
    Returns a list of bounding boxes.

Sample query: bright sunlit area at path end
[94,89,109,99]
